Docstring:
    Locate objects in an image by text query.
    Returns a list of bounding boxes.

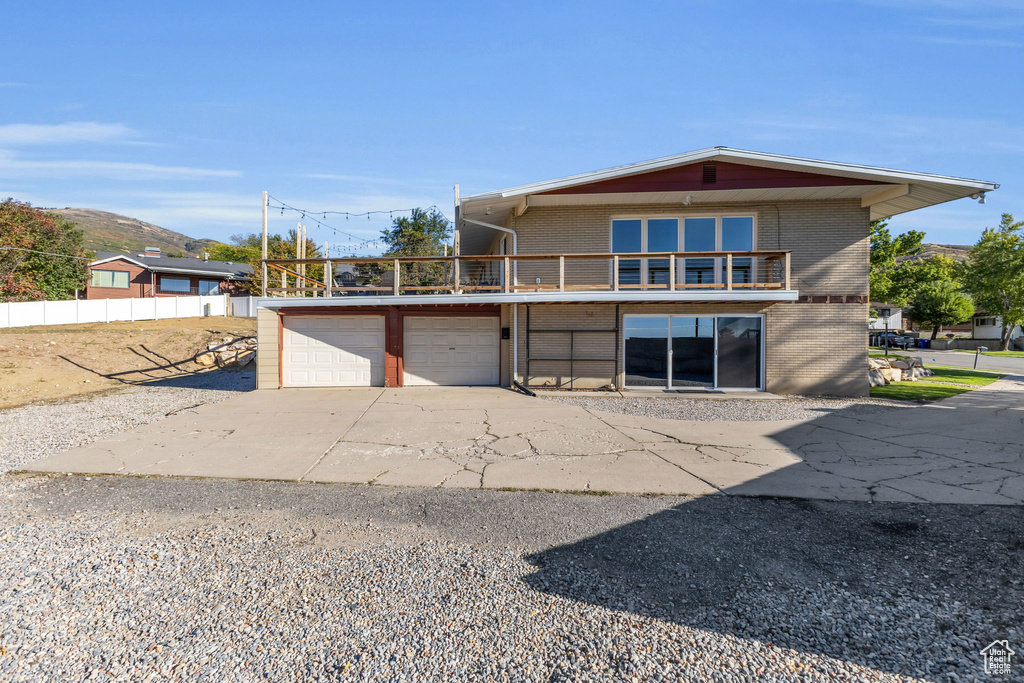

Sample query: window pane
[91,270,107,287]
[717,316,762,389]
[646,219,678,252]
[722,216,753,251]
[684,218,716,252]
[671,316,714,388]
[161,277,191,292]
[112,271,129,288]
[618,259,641,286]
[199,280,220,295]
[724,257,753,284]
[611,219,642,253]
[684,258,716,284]
[624,316,668,387]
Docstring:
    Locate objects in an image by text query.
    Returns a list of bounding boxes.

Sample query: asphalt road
[913,348,1024,375]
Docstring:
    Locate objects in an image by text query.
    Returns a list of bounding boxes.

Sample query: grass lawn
[870,383,972,401]
[870,365,1006,401]
[954,349,1024,358]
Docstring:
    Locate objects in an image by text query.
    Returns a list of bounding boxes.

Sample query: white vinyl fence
[0,294,256,329]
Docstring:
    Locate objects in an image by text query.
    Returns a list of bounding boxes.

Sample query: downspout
[461,216,519,384]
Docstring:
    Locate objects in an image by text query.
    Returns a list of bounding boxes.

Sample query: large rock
[869,368,887,387]
[194,351,216,367]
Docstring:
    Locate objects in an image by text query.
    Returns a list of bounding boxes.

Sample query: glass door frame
[622,313,765,391]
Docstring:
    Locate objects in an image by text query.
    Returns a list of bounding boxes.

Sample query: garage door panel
[403,316,498,386]
[282,315,385,387]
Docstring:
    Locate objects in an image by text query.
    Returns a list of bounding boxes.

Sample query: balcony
[261,250,792,301]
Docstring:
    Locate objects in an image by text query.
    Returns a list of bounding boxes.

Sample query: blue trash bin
[918,339,930,349]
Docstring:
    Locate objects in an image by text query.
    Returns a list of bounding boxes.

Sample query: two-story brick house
[253,148,997,396]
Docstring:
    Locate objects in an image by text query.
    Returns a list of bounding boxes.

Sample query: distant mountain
[48,208,218,256]
[898,243,972,264]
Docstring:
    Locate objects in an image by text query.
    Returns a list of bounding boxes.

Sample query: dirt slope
[0,317,256,410]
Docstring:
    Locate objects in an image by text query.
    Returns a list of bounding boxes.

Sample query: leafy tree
[869,218,924,306]
[965,213,1024,350]
[906,281,975,340]
[0,199,88,302]
[208,231,322,295]
[360,208,452,289]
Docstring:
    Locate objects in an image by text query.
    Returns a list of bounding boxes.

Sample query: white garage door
[403,316,499,386]
[282,315,385,387]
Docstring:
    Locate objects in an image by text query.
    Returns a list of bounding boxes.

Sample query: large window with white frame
[91,269,130,288]
[611,215,755,287]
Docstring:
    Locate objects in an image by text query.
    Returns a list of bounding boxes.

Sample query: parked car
[873,332,915,349]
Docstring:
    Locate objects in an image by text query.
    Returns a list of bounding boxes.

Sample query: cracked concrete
[20,377,1024,505]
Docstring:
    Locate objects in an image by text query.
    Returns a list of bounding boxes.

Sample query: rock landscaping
[194,336,256,369]
[868,356,934,387]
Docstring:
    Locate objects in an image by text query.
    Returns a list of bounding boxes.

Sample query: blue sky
[1,0,1021,254]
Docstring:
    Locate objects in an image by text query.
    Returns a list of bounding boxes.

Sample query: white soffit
[459,147,999,225]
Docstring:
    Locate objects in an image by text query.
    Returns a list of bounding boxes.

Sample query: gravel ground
[542,395,910,422]
[1,375,1020,681]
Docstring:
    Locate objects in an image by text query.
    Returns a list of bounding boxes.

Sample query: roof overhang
[458,147,999,254]
[257,290,799,310]
[88,256,242,278]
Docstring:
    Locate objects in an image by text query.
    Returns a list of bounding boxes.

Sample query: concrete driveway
[22,377,1024,504]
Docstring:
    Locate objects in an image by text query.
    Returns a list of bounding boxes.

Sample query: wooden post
[612,255,619,291]
[669,255,676,291]
[559,256,565,292]
[726,253,733,291]
[261,191,268,297]
[784,252,791,291]
[504,256,511,293]
[281,269,287,296]
[453,184,461,294]
[323,241,329,297]
[392,258,400,295]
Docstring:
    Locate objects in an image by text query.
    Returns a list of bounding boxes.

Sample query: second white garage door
[282,315,385,387]
[403,316,499,386]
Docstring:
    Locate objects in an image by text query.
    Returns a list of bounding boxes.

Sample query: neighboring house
[254,147,998,396]
[86,248,254,299]
[868,303,903,331]
[972,314,1023,341]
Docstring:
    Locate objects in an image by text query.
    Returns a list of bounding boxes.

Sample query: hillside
[47,208,217,256]
[898,243,971,264]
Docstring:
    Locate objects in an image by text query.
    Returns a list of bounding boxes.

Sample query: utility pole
[261,191,268,297]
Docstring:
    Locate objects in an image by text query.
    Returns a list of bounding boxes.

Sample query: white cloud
[913,35,1023,48]
[0,152,240,180]
[0,121,142,146]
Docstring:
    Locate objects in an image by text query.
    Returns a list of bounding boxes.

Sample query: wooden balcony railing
[261,250,791,297]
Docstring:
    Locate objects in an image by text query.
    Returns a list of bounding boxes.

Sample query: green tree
[209,231,322,296]
[869,218,925,306]
[906,281,975,341]
[965,213,1024,350]
[0,199,89,302]
[360,208,452,289]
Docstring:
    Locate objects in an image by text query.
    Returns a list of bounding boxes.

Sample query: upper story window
[91,269,129,288]
[611,215,755,286]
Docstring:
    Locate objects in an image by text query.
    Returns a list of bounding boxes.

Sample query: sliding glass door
[623,314,763,390]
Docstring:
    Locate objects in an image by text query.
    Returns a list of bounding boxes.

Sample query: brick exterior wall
[505,199,870,396]
[85,259,152,299]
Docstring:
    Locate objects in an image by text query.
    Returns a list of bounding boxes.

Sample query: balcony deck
[258,250,794,306]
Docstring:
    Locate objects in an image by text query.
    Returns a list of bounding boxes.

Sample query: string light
[264,194,454,256]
